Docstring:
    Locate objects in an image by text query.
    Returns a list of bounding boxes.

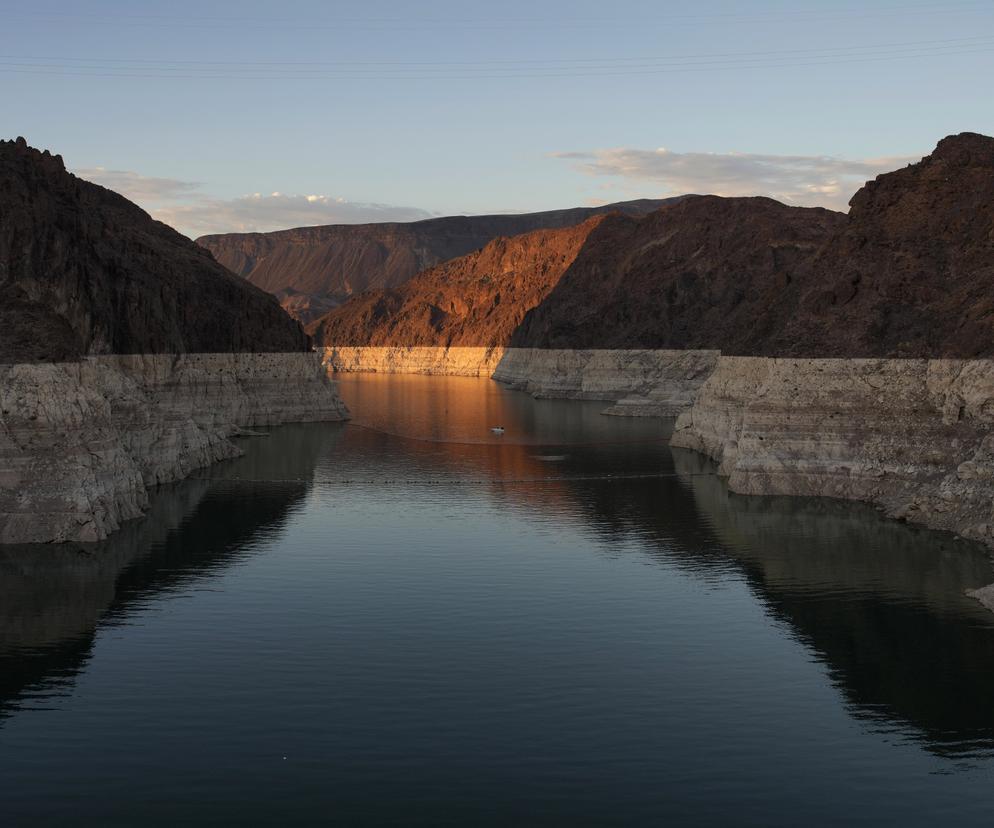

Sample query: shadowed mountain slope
[778,131,994,357]
[1,137,308,362]
[508,196,844,352]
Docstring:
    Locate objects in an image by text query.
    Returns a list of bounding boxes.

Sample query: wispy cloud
[155,193,434,237]
[73,168,433,237]
[553,147,920,211]
[76,166,202,204]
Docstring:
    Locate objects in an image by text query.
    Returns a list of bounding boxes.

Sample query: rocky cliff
[309,198,842,352]
[671,356,994,552]
[509,196,845,351]
[1,138,348,544]
[324,346,507,377]
[778,132,994,357]
[1,353,347,543]
[196,199,673,323]
[309,217,609,348]
[492,349,720,414]
[663,134,994,561]
[0,137,308,361]
[321,346,720,415]
[512,134,994,356]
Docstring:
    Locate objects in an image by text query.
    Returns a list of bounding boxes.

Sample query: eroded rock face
[319,346,719,415]
[671,357,994,545]
[197,199,674,310]
[0,137,308,361]
[0,139,352,545]
[324,346,507,377]
[275,287,342,325]
[492,349,720,414]
[0,354,349,543]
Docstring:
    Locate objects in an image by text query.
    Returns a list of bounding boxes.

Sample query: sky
[4,0,994,237]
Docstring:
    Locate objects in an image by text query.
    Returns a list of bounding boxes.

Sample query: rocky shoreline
[321,345,994,557]
[0,353,349,544]
[322,345,720,415]
[669,356,994,604]
[491,348,720,414]
[323,345,506,377]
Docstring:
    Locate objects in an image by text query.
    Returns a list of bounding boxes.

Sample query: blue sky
[5,0,994,236]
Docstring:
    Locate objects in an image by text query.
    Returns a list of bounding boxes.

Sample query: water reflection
[670,448,994,757]
[4,372,994,821]
[338,371,656,446]
[335,373,994,758]
[0,423,346,722]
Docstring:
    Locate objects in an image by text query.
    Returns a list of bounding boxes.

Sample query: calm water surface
[3,374,994,825]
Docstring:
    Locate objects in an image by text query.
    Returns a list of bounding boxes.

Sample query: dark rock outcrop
[509,196,844,352]
[1,137,308,362]
[197,199,675,322]
[781,132,994,357]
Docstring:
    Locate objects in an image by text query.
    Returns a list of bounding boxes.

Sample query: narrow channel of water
[2,374,994,826]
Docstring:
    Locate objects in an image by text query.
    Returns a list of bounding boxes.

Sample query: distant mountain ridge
[196,199,677,323]
[310,133,994,359]
[308,197,842,352]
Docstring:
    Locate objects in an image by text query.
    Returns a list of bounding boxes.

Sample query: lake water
[3,373,994,825]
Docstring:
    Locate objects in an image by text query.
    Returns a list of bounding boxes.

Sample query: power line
[1,41,992,80]
[4,1,994,31]
[4,33,994,68]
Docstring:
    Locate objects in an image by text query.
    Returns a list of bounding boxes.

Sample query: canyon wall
[323,341,994,569]
[492,348,720,414]
[0,353,348,544]
[320,346,720,413]
[671,357,994,551]
[1,139,347,546]
[324,345,506,377]
[197,199,673,322]
[326,346,994,580]
[1,138,308,362]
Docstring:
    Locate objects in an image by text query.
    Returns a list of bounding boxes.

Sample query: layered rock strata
[0,353,348,544]
[1,139,349,545]
[492,348,720,414]
[321,346,720,413]
[324,345,506,377]
[671,357,994,549]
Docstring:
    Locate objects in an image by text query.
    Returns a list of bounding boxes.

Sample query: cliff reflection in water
[668,448,994,757]
[0,423,346,723]
[335,373,994,758]
[4,371,994,771]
